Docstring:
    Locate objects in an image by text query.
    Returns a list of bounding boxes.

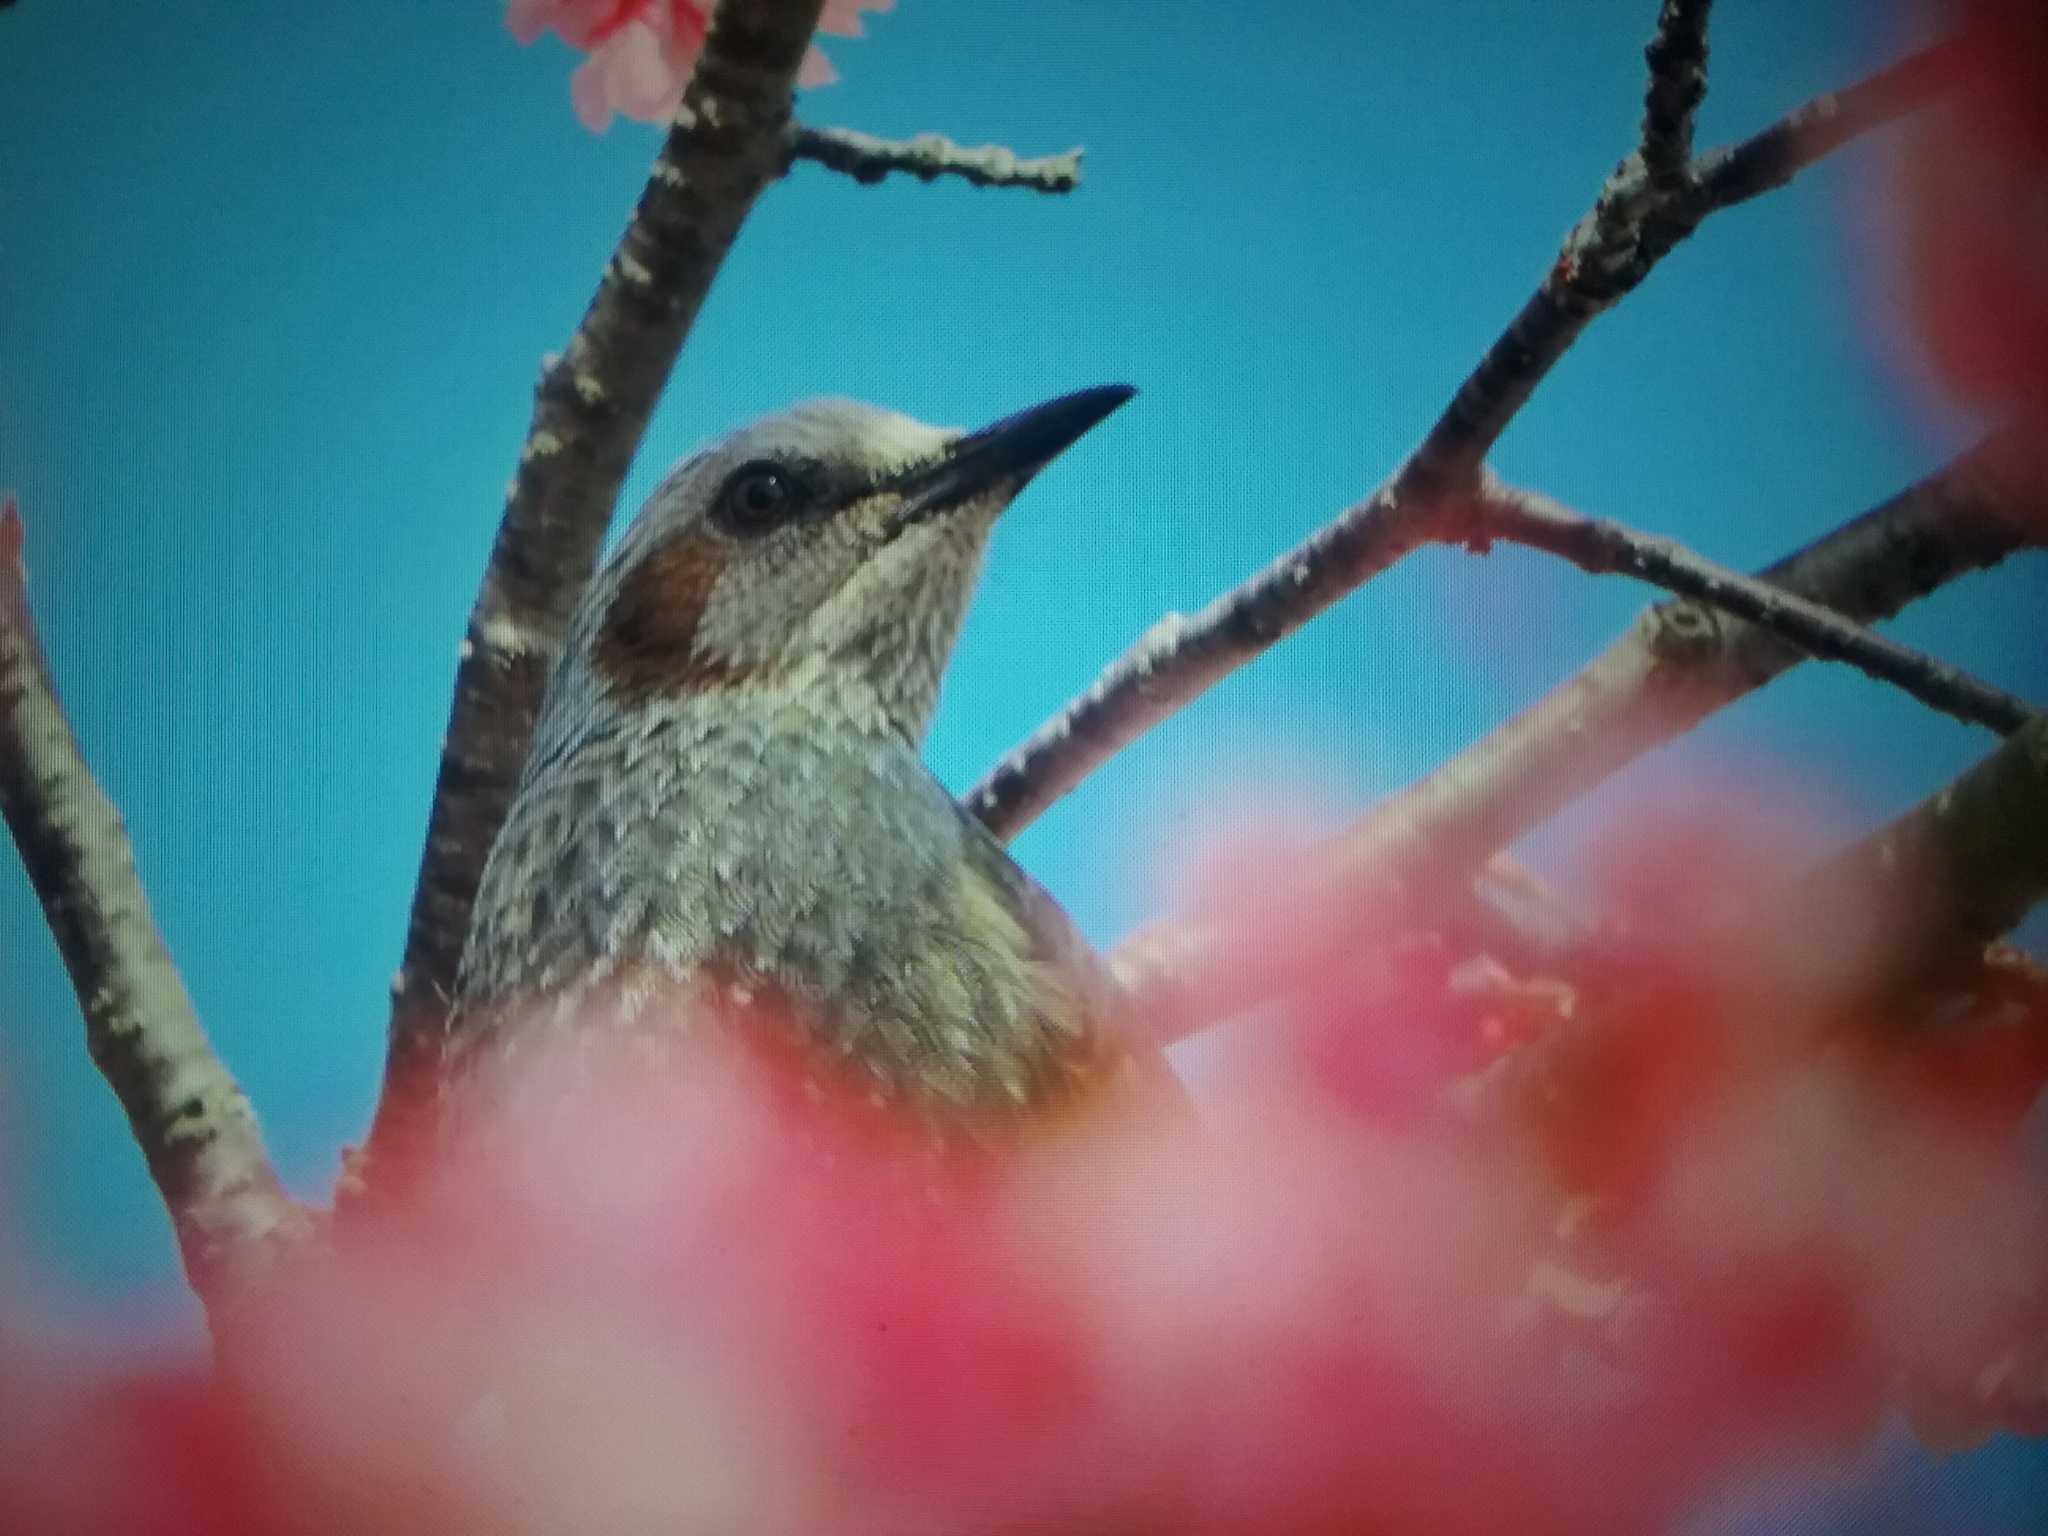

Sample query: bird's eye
[715,462,803,536]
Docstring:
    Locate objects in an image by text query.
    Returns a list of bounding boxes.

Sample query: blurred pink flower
[1882,0,2048,513]
[508,0,894,132]
[4,793,2043,1530]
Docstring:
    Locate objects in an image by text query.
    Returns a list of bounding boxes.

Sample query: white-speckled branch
[967,27,1964,842]
[1111,443,2045,1037]
[0,501,317,1330]
[373,0,830,1150]
[1466,476,2038,737]
[789,125,1082,192]
[1331,436,2042,909]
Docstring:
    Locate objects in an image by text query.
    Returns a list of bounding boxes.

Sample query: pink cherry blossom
[7,782,2044,1531]
[509,0,894,132]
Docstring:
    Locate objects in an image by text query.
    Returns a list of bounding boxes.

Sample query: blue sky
[3,1,2043,1523]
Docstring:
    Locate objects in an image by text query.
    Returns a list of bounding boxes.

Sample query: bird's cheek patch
[593,529,757,699]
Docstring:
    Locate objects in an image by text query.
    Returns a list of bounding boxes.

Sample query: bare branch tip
[791,123,1083,193]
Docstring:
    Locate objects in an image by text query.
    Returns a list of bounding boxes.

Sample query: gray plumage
[446,389,1165,1124]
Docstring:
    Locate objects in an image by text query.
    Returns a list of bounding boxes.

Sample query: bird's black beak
[887,384,1135,534]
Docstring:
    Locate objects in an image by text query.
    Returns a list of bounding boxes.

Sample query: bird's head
[548,384,1134,750]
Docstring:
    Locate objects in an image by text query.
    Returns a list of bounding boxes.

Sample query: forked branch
[377,1,1094,1146]
[1114,447,2044,1034]
[969,28,1967,841]
[373,0,831,1141]
[1464,476,2036,737]
[1333,435,2041,913]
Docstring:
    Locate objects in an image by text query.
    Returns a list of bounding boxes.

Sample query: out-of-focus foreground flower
[1892,0,2048,476]
[3,793,2043,1533]
[507,0,893,132]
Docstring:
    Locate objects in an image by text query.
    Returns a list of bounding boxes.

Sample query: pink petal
[539,0,845,128]
[505,0,563,46]
[796,44,838,89]
[665,0,711,50]
[606,19,691,123]
[569,55,620,131]
[568,20,674,131]
[817,0,892,39]
[511,0,648,50]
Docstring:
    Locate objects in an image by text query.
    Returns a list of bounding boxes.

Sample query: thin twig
[370,0,830,1155]
[0,501,315,1328]
[1411,36,1951,486]
[1111,445,2041,1035]
[1330,435,2039,906]
[967,36,1963,842]
[967,481,1441,840]
[1689,36,1968,216]
[789,125,1082,192]
[1467,476,2037,737]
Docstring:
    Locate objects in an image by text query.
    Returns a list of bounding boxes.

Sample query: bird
[438,385,1175,1141]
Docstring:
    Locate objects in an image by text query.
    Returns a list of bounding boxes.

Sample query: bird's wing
[941,780,1184,1108]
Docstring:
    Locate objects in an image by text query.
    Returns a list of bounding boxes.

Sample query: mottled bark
[789,125,1082,191]
[1465,476,2036,736]
[374,0,830,1141]
[1813,717,2048,1001]
[0,503,315,1328]
[1638,0,1713,188]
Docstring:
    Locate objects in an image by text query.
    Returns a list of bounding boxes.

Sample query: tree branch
[0,501,314,1328]
[966,34,1961,842]
[1810,716,2048,999]
[1638,0,1713,189]
[1332,436,2040,902]
[1688,35,1969,219]
[789,125,1082,192]
[371,0,829,1142]
[1464,475,2037,738]
[966,482,1440,840]
[1410,34,1952,488]
[1112,444,2043,1035]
